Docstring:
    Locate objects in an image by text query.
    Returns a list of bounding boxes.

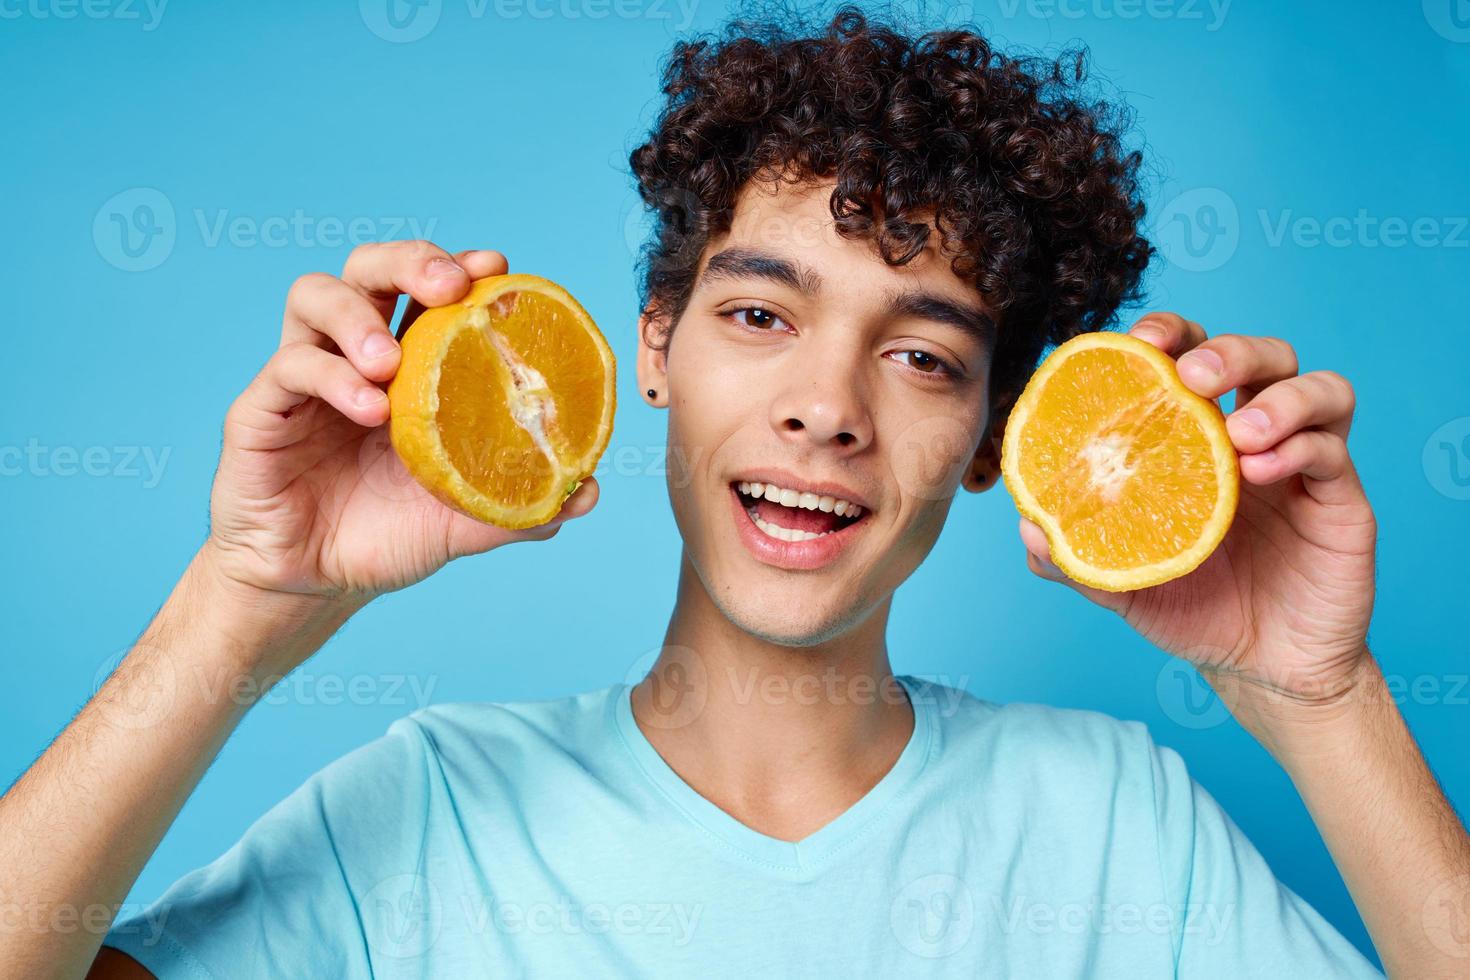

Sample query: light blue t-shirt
[107,677,1381,978]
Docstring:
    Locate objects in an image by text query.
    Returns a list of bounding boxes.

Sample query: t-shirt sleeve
[102,715,438,979]
[1147,736,1384,978]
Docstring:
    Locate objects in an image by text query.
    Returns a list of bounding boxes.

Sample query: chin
[706,564,875,650]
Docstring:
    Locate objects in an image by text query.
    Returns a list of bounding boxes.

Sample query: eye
[890,349,956,377]
[727,306,790,332]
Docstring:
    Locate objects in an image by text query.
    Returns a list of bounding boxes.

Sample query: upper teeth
[736,480,864,518]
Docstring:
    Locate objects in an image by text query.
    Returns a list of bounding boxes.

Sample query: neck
[630,551,914,842]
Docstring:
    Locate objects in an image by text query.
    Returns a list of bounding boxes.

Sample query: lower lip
[728,484,869,571]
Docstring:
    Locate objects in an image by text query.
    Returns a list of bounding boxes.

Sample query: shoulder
[297,684,621,807]
[398,684,618,746]
[903,675,1179,813]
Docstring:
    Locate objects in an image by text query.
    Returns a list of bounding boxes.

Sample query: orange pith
[387,274,616,530]
[1000,331,1239,592]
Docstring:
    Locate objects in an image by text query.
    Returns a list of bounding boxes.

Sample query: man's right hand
[205,241,599,607]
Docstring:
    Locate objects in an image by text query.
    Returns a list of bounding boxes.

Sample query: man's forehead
[713,175,971,298]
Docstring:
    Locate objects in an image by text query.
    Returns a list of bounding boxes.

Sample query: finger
[340,240,472,319]
[1225,370,1356,455]
[453,248,509,278]
[282,273,401,382]
[445,477,600,558]
[1018,516,1131,614]
[1238,429,1365,507]
[233,343,389,433]
[395,249,510,342]
[1175,333,1299,403]
[1127,312,1209,357]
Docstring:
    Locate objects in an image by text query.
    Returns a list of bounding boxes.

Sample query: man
[3,7,1466,978]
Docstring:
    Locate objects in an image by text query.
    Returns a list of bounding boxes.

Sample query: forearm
[0,544,360,979]
[1248,654,1470,979]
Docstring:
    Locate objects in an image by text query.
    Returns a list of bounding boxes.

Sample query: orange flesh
[1015,347,1221,570]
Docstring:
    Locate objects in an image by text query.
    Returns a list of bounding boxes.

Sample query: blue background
[4,0,1468,969]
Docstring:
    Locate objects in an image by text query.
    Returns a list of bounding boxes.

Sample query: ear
[635,308,671,407]
[961,388,1016,493]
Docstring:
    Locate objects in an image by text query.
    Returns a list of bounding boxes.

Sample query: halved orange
[387,274,615,529]
[1000,331,1239,592]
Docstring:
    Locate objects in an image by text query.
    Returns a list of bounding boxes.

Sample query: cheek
[880,402,987,503]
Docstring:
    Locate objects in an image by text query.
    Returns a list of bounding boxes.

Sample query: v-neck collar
[611,674,935,879]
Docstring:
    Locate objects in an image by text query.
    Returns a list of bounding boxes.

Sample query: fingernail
[1030,550,1060,576]
[362,333,398,359]
[427,258,463,280]
[1132,324,1165,344]
[1229,407,1269,434]
[1181,348,1224,377]
[355,387,387,407]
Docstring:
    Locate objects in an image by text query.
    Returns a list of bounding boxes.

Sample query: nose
[767,340,874,454]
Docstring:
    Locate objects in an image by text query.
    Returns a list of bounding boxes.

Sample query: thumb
[445,476,600,557]
[1018,516,1132,614]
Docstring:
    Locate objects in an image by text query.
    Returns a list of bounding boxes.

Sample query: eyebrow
[698,246,995,351]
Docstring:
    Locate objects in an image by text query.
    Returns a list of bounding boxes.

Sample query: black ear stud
[646,388,657,399]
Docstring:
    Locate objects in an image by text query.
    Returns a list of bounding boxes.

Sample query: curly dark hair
[628,3,1153,409]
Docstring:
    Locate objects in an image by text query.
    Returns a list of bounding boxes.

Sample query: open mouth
[731,480,868,542]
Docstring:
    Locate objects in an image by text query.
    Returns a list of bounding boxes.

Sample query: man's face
[638,176,1004,646]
